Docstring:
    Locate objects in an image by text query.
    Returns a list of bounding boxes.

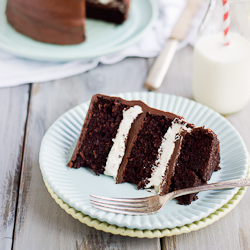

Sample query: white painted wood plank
[0,85,30,250]
[12,58,160,250]
[162,203,250,250]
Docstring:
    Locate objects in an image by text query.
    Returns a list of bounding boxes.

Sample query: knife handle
[144,39,179,91]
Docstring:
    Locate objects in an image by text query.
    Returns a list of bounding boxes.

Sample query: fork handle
[171,177,250,199]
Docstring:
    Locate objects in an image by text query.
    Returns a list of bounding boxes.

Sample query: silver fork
[90,177,250,215]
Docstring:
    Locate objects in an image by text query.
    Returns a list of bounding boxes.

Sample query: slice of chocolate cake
[68,94,220,205]
[68,94,180,178]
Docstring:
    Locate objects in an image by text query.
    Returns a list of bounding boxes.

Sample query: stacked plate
[39,92,249,237]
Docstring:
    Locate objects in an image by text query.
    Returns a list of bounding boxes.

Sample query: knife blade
[144,0,203,91]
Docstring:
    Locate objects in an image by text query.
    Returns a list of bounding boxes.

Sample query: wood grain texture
[0,85,30,250]
[12,58,160,250]
[162,205,250,250]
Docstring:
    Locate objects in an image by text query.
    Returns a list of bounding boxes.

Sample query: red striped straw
[222,0,230,45]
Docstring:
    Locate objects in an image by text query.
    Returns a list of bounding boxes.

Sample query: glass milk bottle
[192,0,250,115]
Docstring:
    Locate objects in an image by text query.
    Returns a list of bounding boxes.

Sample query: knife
[144,0,203,91]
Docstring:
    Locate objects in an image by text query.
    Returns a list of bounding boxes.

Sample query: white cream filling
[97,0,115,4]
[145,119,192,193]
[104,105,143,179]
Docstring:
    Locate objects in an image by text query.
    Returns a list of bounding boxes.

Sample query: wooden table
[1,46,250,250]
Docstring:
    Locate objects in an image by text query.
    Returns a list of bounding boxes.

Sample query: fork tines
[90,195,152,215]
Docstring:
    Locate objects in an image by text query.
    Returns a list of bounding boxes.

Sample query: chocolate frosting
[5,0,131,45]
[6,0,86,45]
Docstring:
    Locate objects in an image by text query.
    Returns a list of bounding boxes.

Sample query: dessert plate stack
[39,92,249,237]
[0,0,157,61]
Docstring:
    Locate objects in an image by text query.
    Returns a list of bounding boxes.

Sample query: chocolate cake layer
[86,0,131,24]
[170,166,203,205]
[176,127,220,182]
[117,113,173,185]
[6,0,86,45]
[168,127,220,204]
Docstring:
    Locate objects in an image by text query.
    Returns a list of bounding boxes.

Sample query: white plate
[0,0,157,61]
[39,92,248,230]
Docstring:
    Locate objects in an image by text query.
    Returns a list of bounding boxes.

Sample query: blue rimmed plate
[0,0,158,61]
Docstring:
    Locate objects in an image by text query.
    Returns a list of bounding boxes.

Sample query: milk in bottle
[192,32,250,114]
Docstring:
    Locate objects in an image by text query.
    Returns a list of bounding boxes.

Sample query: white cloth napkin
[0,0,208,88]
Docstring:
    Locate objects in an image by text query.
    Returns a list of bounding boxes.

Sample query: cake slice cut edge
[67,94,221,205]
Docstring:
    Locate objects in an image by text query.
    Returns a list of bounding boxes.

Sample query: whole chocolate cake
[68,94,220,205]
[5,0,131,45]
